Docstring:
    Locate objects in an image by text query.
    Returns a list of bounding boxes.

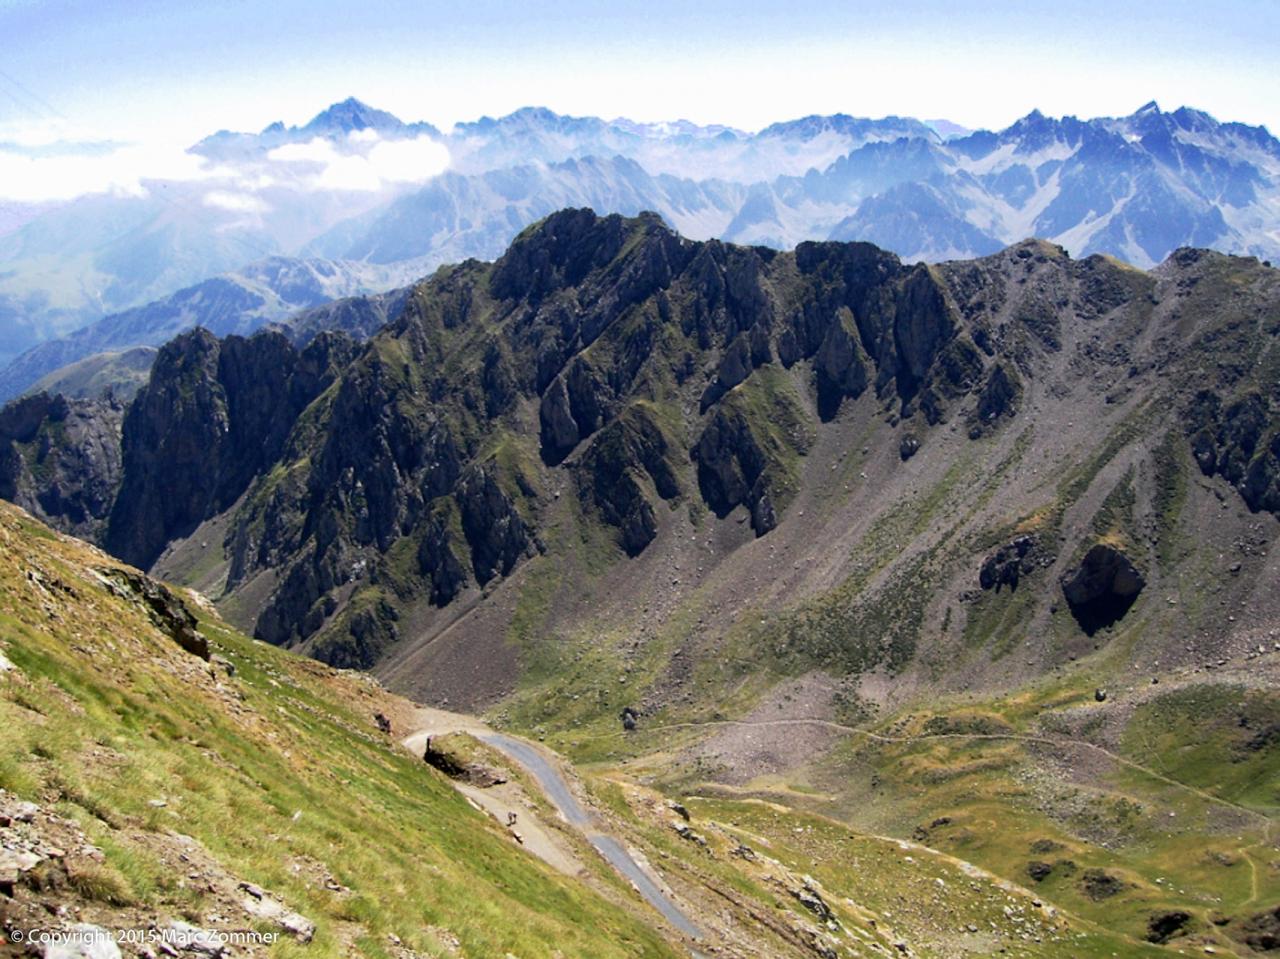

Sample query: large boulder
[1060,544,1145,634]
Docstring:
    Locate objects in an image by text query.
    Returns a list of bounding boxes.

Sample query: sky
[0,0,1277,198]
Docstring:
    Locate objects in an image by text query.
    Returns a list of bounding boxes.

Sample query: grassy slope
[0,501,679,959]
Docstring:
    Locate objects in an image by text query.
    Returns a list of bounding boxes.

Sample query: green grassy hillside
[0,500,680,958]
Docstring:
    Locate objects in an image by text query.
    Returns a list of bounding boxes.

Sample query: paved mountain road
[403,710,703,946]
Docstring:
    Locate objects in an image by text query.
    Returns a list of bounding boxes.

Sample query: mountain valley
[0,207,1278,956]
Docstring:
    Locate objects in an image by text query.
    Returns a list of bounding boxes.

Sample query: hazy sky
[1,0,1277,145]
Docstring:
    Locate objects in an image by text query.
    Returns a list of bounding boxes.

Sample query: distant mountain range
[2,97,1277,382]
[0,256,412,401]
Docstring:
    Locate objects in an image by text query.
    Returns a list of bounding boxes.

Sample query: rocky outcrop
[1061,543,1146,634]
[97,567,209,660]
[969,361,1023,437]
[1189,389,1280,516]
[539,358,614,464]
[106,329,354,569]
[694,403,791,537]
[813,307,869,419]
[700,333,754,411]
[0,392,124,541]
[417,504,469,605]
[1231,905,1280,953]
[455,465,537,585]
[575,406,680,555]
[979,535,1041,591]
[892,264,959,401]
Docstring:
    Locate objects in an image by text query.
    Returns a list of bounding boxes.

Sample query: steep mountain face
[0,391,125,542]
[0,256,405,402]
[105,328,359,570]
[6,211,1278,719]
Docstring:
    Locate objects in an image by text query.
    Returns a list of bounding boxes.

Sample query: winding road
[482,733,702,940]
[404,713,702,944]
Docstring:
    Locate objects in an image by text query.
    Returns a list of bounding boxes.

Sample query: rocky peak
[4,216,1276,692]
[302,97,406,136]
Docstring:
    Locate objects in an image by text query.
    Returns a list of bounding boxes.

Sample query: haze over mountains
[2,97,1278,396]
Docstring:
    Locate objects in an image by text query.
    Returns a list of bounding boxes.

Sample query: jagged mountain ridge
[3,210,1278,724]
[3,97,1277,372]
[306,101,1280,270]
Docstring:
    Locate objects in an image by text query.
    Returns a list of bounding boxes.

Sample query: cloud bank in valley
[0,127,451,206]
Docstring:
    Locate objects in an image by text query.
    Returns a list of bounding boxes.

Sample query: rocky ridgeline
[1,210,1277,674]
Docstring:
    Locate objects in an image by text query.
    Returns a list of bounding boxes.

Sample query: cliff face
[0,392,124,542]
[3,211,1279,706]
[104,328,358,569]
[216,211,998,666]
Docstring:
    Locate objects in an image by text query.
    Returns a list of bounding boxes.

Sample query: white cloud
[368,136,452,183]
[203,190,270,213]
[0,124,448,203]
[0,140,216,202]
[266,137,339,165]
[266,134,449,192]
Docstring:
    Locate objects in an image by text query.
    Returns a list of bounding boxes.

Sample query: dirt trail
[614,715,1276,830]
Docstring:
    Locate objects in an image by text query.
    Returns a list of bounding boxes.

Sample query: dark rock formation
[417,505,469,606]
[969,361,1023,437]
[1146,911,1192,944]
[899,434,920,460]
[1233,905,1280,953]
[98,567,209,660]
[694,407,779,536]
[1026,861,1053,882]
[455,465,536,585]
[575,406,680,555]
[813,307,869,419]
[1189,389,1280,516]
[1080,868,1126,900]
[700,333,754,411]
[106,328,355,569]
[1061,544,1146,634]
[0,392,124,541]
[979,535,1041,591]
